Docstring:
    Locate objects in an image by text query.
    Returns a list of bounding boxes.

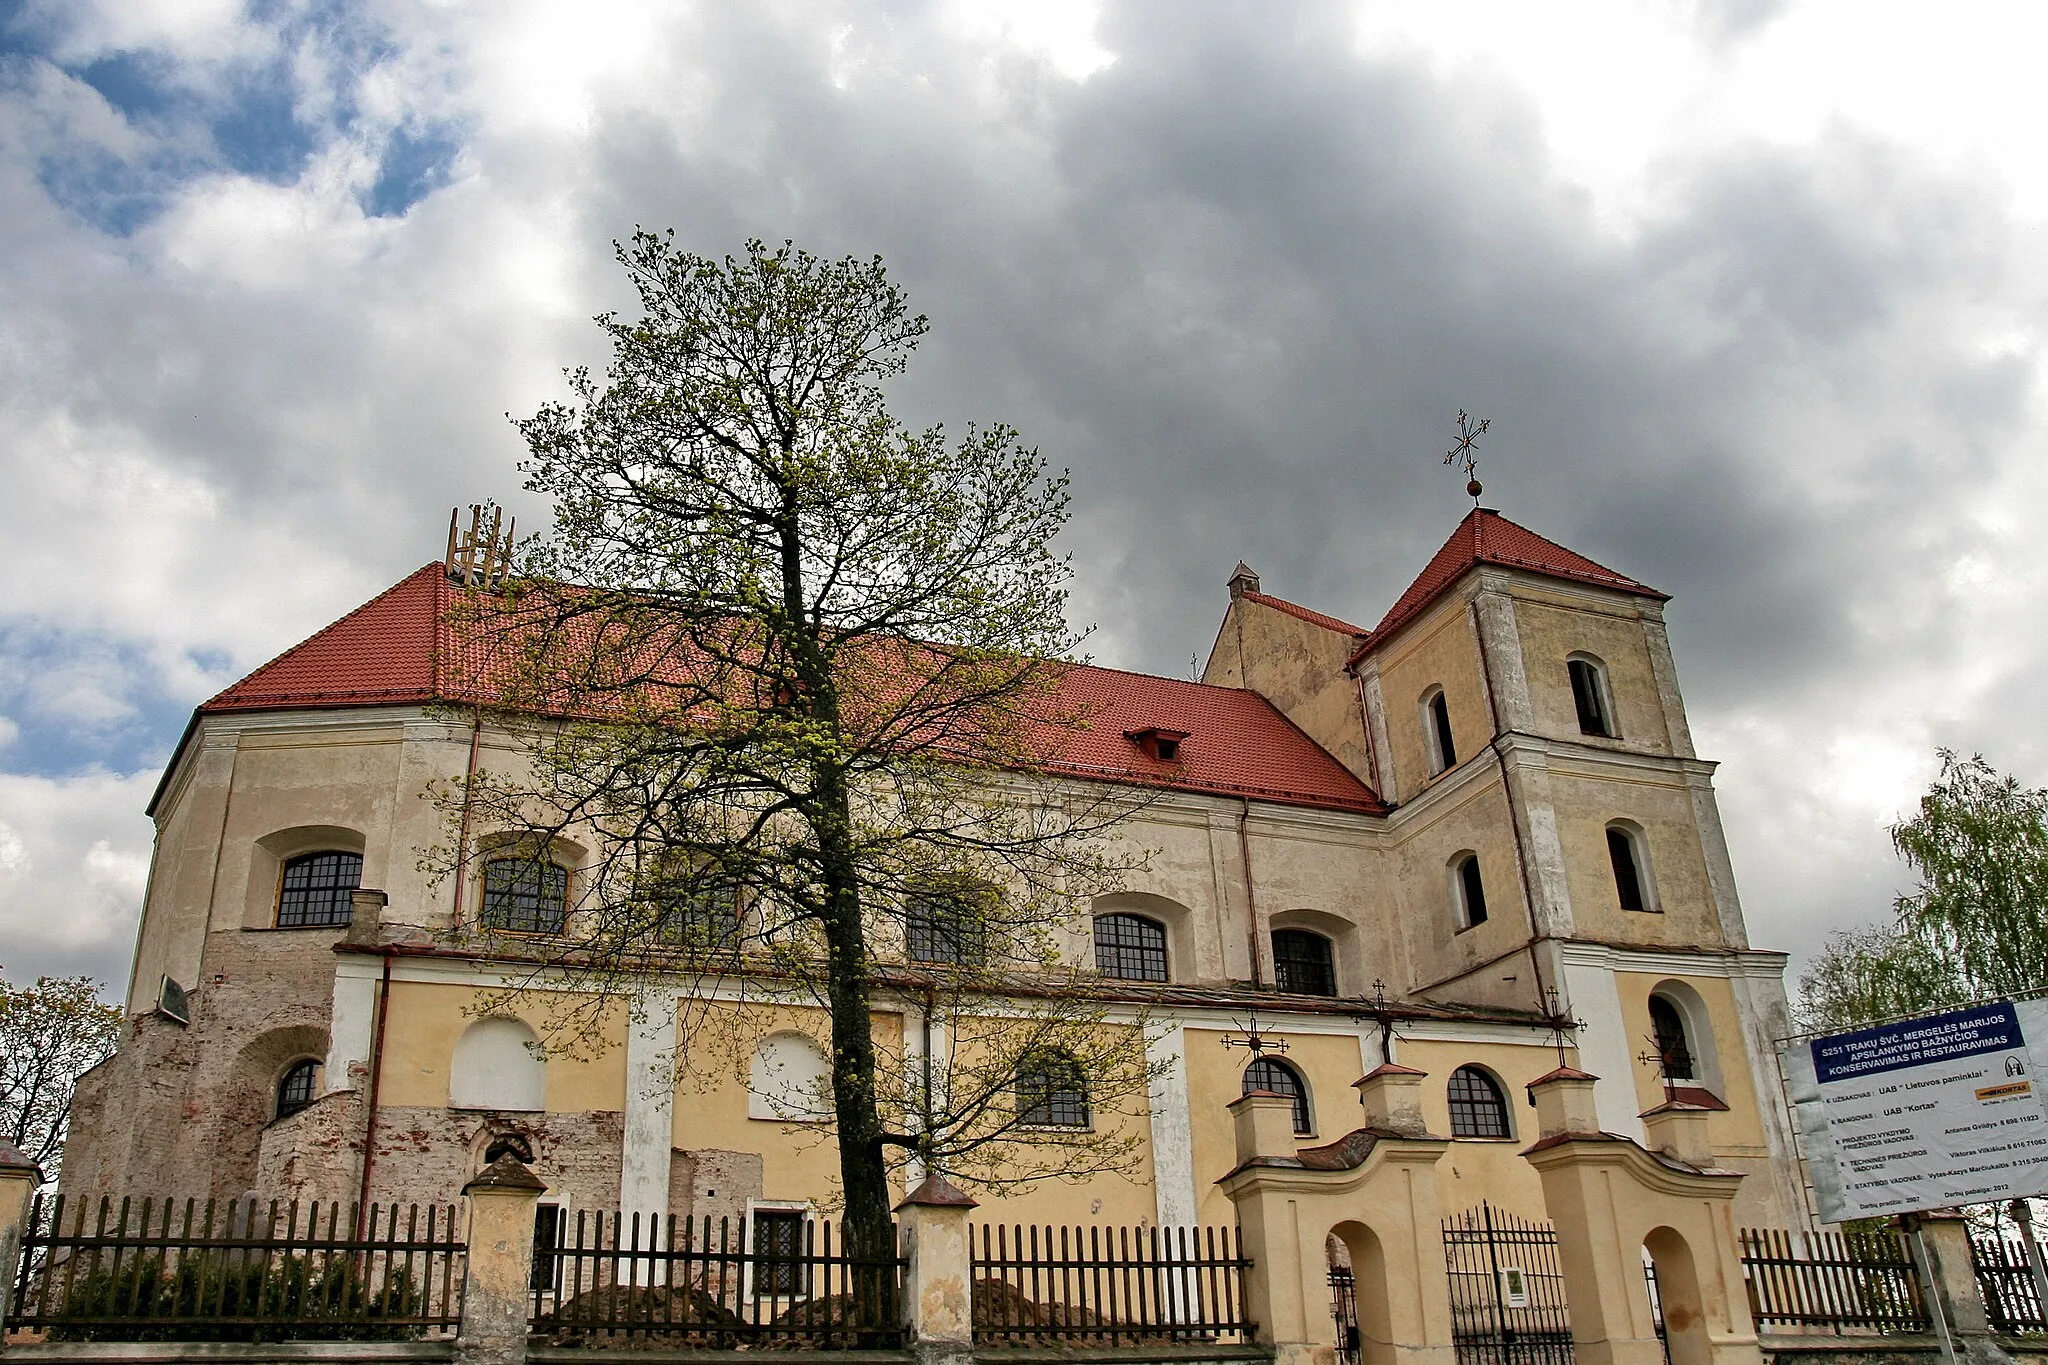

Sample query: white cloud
[0,770,157,989]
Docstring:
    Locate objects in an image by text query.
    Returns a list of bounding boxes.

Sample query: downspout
[355,950,394,1235]
[1238,799,1265,988]
[1350,665,1382,797]
[1468,599,1552,1016]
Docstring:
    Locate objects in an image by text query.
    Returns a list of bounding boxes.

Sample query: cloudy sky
[3,0,2045,1003]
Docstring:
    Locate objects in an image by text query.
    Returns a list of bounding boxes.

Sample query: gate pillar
[1219,1086,1456,1365]
[1522,1070,1762,1365]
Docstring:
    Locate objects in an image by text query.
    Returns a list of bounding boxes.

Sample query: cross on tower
[1442,410,1492,504]
[1541,986,1585,1073]
[1364,978,1403,1065]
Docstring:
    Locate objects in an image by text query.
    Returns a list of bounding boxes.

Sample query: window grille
[657,889,741,949]
[1017,1052,1090,1128]
[276,851,362,928]
[483,858,569,934]
[1271,929,1337,996]
[1243,1057,1311,1134]
[1569,658,1613,736]
[275,1060,320,1119]
[1094,913,1168,982]
[532,1204,563,1293]
[752,1210,810,1296]
[906,891,983,965]
[1649,997,1695,1080]
[1607,827,1648,911]
[1457,855,1488,927]
[1447,1066,1511,1138]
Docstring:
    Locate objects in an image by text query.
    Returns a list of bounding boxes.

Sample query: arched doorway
[1645,1225,1710,1365]
[1330,1221,1394,1365]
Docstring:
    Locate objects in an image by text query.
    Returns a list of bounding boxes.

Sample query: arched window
[657,888,742,950]
[1452,853,1488,928]
[1243,1057,1312,1135]
[906,884,988,966]
[276,1060,321,1119]
[482,1133,534,1165]
[1271,929,1336,996]
[1648,995,1696,1081]
[482,857,569,934]
[1607,824,1654,912]
[750,1033,833,1121]
[1016,1050,1089,1128]
[1423,688,1457,773]
[451,1017,546,1111]
[276,851,363,928]
[1094,913,1168,982]
[1568,656,1616,737]
[1447,1066,1511,1138]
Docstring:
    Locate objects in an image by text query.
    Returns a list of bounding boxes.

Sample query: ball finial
[1467,478,1483,499]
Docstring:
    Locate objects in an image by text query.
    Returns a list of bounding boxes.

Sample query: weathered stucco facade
[64,507,1807,1245]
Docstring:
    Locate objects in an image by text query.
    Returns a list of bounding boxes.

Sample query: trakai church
[62,506,1807,1236]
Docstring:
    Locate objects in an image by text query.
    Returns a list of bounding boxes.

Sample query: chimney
[1227,562,1260,600]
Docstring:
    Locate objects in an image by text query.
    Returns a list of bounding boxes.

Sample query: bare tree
[435,235,1157,1253]
[0,970,123,1183]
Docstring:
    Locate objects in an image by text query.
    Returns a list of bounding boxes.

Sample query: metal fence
[1442,1204,1574,1365]
[1973,1235,2048,1335]
[1738,1227,1928,1335]
[529,1211,904,1348]
[7,1194,464,1340]
[969,1223,1253,1345]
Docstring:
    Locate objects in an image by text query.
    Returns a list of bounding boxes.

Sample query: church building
[61,506,1806,1240]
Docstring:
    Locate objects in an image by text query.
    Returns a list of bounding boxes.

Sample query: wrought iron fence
[529,1210,904,1348]
[7,1193,464,1340]
[1330,1266,1359,1365]
[1738,1227,1928,1335]
[969,1223,1253,1345]
[1442,1204,1574,1365]
[1973,1235,2048,1335]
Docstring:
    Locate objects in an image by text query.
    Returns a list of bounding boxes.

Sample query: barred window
[1447,1066,1511,1138]
[1094,913,1168,982]
[531,1205,563,1293]
[657,889,741,949]
[906,889,985,966]
[1271,929,1336,996]
[1017,1051,1090,1128]
[752,1210,810,1296]
[276,851,362,928]
[1243,1057,1311,1134]
[1649,996,1696,1081]
[276,1060,320,1120]
[482,858,569,934]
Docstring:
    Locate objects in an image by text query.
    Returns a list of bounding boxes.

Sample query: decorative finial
[1637,1032,1679,1105]
[1542,986,1585,1073]
[1442,410,1491,504]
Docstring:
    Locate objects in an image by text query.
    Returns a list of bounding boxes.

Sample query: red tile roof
[1357,509,1664,657]
[198,565,1386,815]
[1239,590,1367,637]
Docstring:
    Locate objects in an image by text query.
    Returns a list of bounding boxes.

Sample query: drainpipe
[1238,799,1265,988]
[354,951,394,1235]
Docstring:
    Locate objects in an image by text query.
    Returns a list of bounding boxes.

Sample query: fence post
[1909,1212,2013,1365]
[458,1154,547,1365]
[0,1142,41,1342]
[896,1175,977,1365]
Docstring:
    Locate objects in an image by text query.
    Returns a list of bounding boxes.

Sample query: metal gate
[1443,1204,1573,1365]
[1330,1266,1360,1365]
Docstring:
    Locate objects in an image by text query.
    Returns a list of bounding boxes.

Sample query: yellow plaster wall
[1401,1037,1559,1220]
[376,980,629,1112]
[1511,595,1674,755]
[1614,972,1769,1157]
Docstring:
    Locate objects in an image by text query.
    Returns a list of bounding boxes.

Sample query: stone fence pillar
[1907,1212,2013,1365]
[1521,1071,1761,1365]
[897,1176,978,1365]
[459,1154,546,1365]
[0,1141,42,1342]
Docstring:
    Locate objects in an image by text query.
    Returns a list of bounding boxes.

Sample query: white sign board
[1785,1000,2048,1222]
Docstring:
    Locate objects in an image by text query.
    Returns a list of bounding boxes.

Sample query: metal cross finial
[1367,979,1402,1064]
[1442,410,1492,504]
[1638,1033,1679,1104]
[1222,1008,1289,1059]
[1542,987,1584,1072]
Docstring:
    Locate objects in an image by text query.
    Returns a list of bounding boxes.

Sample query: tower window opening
[1426,690,1457,772]
[1453,853,1488,928]
[1568,657,1614,737]
[1608,826,1651,912]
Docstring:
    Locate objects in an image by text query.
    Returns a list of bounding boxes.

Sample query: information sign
[1784,999,2048,1221]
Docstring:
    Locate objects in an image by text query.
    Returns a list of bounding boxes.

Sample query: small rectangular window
[1608,828,1648,912]
[752,1210,809,1296]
